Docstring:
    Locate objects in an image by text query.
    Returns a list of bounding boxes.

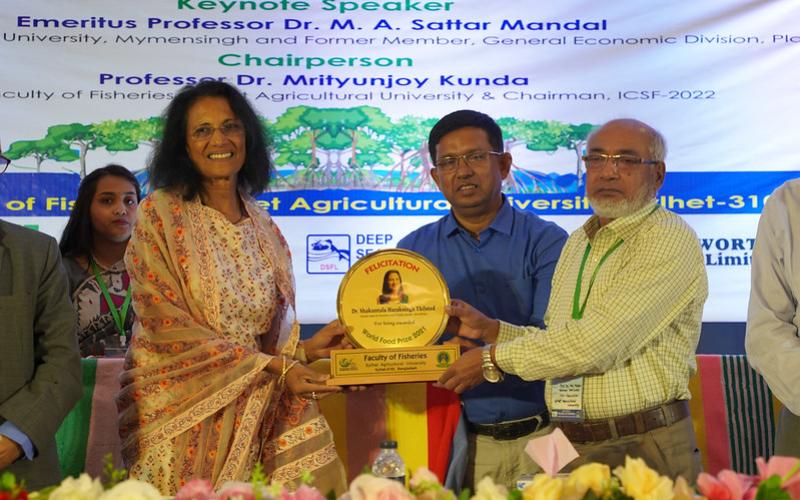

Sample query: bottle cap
[380,440,398,449]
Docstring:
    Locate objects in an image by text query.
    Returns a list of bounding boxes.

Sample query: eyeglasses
[434,150,503,172]
[581,153,661,174]
[189,121,245,141]
[0,155,9,175]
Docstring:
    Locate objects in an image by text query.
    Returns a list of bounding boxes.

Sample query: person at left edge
[397,109,567,490]
[0,153,83,488]
[59,164,141,356]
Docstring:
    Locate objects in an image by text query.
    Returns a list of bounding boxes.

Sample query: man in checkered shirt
[437,119,708,482]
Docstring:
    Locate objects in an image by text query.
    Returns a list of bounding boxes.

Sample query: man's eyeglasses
[0,155,9,175]
[189,121,245,141]
[582,153,661,174]
[434,150,503,172]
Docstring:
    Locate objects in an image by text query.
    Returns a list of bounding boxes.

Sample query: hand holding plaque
[329,249,459,385]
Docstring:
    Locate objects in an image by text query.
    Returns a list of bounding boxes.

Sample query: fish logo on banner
[307,235,351,274]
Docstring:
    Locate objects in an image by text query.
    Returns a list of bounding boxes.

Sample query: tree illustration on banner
[272,106,394,188]
[4,108,594,193]
[557,123,594,187]
[375,115,438,192]
[497,118,593,193]
[4,137,78,172]
[46,123,102,178]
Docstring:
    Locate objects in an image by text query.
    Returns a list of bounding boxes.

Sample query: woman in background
[59,164,141,356]
[118,81,347,495]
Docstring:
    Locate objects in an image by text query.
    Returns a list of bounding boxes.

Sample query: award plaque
[329,249,459,385]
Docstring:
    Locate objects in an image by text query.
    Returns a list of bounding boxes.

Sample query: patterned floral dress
[118,190,345,495]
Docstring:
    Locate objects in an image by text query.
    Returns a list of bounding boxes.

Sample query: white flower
[48,474,104,500]
[347,474,413,500]
[470,476,508,500]
[98,479,163,500]
[409,467,440,489]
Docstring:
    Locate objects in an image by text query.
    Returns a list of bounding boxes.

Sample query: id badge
[550,376,585,421]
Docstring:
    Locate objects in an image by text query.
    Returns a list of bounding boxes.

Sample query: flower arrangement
[696,456,800,500]
[20,454,162,500]
[173,466,330,500]
[4,455,799,500]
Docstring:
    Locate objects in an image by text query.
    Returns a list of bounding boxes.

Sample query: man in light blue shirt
[397,110,567,489]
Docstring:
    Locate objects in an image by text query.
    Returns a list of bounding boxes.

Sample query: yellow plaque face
[337,249,450,349]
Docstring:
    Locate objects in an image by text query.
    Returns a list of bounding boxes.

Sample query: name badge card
[550,376,585,421]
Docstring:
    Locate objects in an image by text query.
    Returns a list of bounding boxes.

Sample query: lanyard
[572,239,624,319]
[572,205,660,319]
[91,258,132,343]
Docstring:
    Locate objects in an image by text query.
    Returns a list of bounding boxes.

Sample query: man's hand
[435,347,485,394]
[0,435,23,470]
[304,320,349,362]
[445,299,500,344]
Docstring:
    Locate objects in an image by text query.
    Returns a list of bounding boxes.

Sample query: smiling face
[90,175,138,244]
[586,120,665,224]
[185,96,246,184]
[431,126,510,221]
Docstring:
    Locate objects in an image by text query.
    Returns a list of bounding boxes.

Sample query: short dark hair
[59,164,141,259]
[149,81,271,199]
[427,109,504,162]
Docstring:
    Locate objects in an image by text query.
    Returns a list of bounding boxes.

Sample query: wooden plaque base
[327,345,459,385]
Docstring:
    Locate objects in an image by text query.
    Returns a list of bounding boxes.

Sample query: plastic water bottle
[372,440,406,485]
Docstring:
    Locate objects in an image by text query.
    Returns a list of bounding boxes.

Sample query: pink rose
[697,470,755,500]
[175,479,218,500]
[217,481,255,500]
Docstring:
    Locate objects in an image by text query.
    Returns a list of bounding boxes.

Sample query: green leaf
[250,463,268,500]
[507,489,523,500]
[1,471,18,491]
[606,486,634,500]
[29,485,57,500]
[456,488,471,500]
[781,460,800,484]
[300,470,315,485]
[583,490,601,500]
[755,475,791,500]
[102,452,128,489]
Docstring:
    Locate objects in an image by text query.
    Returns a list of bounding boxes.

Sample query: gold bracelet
[277,359,300,387]
[295,342,308,363]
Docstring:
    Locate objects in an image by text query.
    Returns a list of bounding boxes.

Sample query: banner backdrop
[2,1,799,322]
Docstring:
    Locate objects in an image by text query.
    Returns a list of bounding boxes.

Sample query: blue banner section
[1,171,798,217]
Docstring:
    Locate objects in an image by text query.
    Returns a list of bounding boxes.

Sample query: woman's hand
[302,320,350,362]
[284,362,342,401]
